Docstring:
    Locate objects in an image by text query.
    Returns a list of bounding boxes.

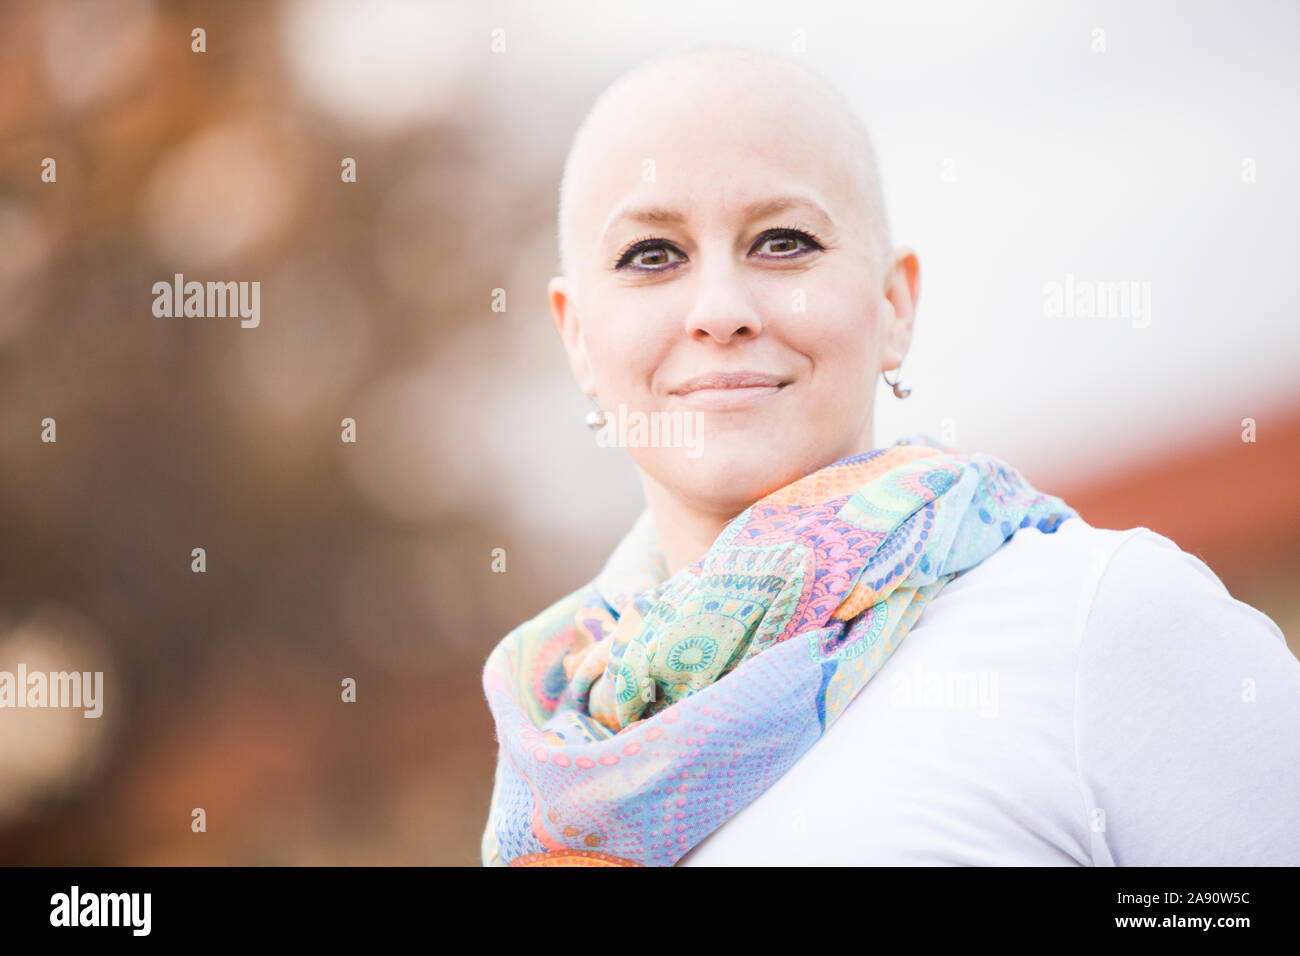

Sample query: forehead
[566,59,872,256]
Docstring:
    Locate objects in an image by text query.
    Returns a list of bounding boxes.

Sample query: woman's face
[550,60,917,519]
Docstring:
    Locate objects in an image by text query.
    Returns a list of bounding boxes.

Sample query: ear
[880,246,920,371]
[548,275,596,396]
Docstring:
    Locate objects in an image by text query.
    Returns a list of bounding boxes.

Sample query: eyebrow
[597,192,837,247]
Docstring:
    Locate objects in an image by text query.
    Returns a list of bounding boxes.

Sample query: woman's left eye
[751,229,823,257]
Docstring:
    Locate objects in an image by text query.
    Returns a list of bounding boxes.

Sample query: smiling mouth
[675,385,785,410]
[669,373,791,411]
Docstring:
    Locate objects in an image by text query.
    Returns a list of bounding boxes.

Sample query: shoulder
[941,516,1153,653]
[950,517,1287,654]
[1079,525,1291,668]
[1070,526,1300,864]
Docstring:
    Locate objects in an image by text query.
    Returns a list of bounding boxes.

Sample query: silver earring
[882,368,911,399]
[584,394,607,430]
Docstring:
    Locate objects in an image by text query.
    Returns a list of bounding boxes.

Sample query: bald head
[556,44,892,284]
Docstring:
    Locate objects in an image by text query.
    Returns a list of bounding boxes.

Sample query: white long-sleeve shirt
[677,517,1300,866]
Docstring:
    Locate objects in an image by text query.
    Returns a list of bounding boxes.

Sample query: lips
[671,371,788,393]
[669,371,790,410]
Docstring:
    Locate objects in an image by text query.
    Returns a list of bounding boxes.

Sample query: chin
[642,436,821,516]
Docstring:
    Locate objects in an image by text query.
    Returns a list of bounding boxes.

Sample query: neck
[640,473,738,576]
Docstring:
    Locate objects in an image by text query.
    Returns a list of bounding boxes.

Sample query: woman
[480,45,1300,866]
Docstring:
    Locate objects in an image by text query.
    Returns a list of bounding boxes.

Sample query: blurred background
[0,0,1296,864]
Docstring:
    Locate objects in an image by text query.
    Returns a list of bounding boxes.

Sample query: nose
[682,261,764,345]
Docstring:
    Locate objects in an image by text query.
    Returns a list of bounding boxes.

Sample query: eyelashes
[612,233,664,270]
[610,226,824,271]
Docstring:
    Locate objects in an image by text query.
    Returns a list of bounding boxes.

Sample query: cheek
[581,299,667,401]
[790,289,881,388]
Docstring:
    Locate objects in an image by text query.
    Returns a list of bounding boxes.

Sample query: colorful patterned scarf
[480,435,1077,866]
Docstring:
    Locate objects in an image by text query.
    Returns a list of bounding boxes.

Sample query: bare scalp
[556,44,892,284]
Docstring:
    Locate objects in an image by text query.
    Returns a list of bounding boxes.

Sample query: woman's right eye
[614,240,685,271]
